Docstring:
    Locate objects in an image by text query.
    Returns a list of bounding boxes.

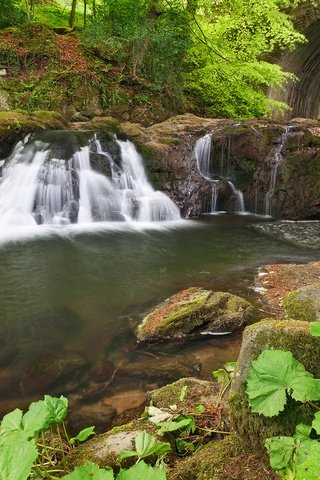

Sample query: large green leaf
[0,437,37,480]
[134,432,171,459]
[294,424,312,442]
[312,411,320,435]
[246,350,320,417]
[265,436,296,470]
[310,322,320,337]
[116,461,167,480]
[295,442,320,480]
[44,395,68,425]
[0,409,23,439]
[22,400,50,436]
[62,461,114,480]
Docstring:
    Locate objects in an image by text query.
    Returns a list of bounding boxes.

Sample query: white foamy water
[0,133,181,240]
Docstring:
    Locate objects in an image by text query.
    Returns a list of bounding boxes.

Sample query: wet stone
[21,350,90,394]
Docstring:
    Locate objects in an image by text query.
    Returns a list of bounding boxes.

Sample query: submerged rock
[284,283,320,321]
[21,350,89,394]
[137,287,254,342]
[229,319,320,448]
[67,403,116,435]
[119,354,201,381]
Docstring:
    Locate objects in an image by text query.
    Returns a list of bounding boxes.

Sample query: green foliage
[70,426,95,445]
[246,350,320,416]
[0,396,171,480]
[0,438,37,480]
[179,385,188,401]
[213,361,236,384]
[118,431,171,462]
[265,420,320,479]
[0,0,26,28]
[185,0,304,117]
[62,461,114,479]
[310,321,320,337]
[157,415,196,436]
[117,461,167,480]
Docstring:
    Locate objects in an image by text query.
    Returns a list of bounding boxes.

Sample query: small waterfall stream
[265,126,292,216]
[194,133,245,214]
[0,132,180,227]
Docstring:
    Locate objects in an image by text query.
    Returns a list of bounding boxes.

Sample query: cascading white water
[0,133,180,227]
[265,126,291,216]
[194,133,245,214]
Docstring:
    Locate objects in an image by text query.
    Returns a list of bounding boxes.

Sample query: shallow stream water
[0,215,318,424]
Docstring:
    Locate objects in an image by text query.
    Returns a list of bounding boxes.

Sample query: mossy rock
[148,377,220,410]
[169,434,277,480]
[137,287,255,342]
[229,319,320,448]
[64,420,159,472]
[0,110,67,157]
[283,283,320,322]
[87,116,120,132]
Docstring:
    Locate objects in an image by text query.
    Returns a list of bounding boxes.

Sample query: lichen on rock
[136,287,254,342]
[283,283,320,322]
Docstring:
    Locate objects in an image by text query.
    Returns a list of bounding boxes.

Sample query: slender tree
[69,0,77,28]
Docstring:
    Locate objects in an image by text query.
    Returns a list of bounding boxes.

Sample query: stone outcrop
[136,287,254,342]
[284,283,320,322]
[229,319,320,448]
[77,115,320,220]
[0,110,67,158]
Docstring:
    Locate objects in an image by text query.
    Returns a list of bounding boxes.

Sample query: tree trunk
[25,0,30,20]
[84,0,87,27]
[69,0,77,28]
[92,0,96,19]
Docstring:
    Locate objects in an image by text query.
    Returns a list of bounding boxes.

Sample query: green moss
[158,136,175,145]
[0,110,66,145]
[137,288,212,338]
[283,291,317,322]
[149,377,220,410]
[229,387,316,450]
[138,289,254,341]
[162,291,211,329]
[169,435,246,480]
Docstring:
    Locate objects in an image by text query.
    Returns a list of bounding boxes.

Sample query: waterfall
[0,133,180,227]
[194,133,245,214]
[265,126,291,216]
[194,133,212,180]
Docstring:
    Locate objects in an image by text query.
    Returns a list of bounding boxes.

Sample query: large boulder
[229,319,320,448]
[283,283,320,321]
[137,287,254,342]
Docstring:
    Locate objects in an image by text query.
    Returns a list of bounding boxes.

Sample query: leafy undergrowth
[0,22,178,122]
[245,321,320,479]
[0,363,237,479]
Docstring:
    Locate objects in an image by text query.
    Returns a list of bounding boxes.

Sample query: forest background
[0,0,313,120]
